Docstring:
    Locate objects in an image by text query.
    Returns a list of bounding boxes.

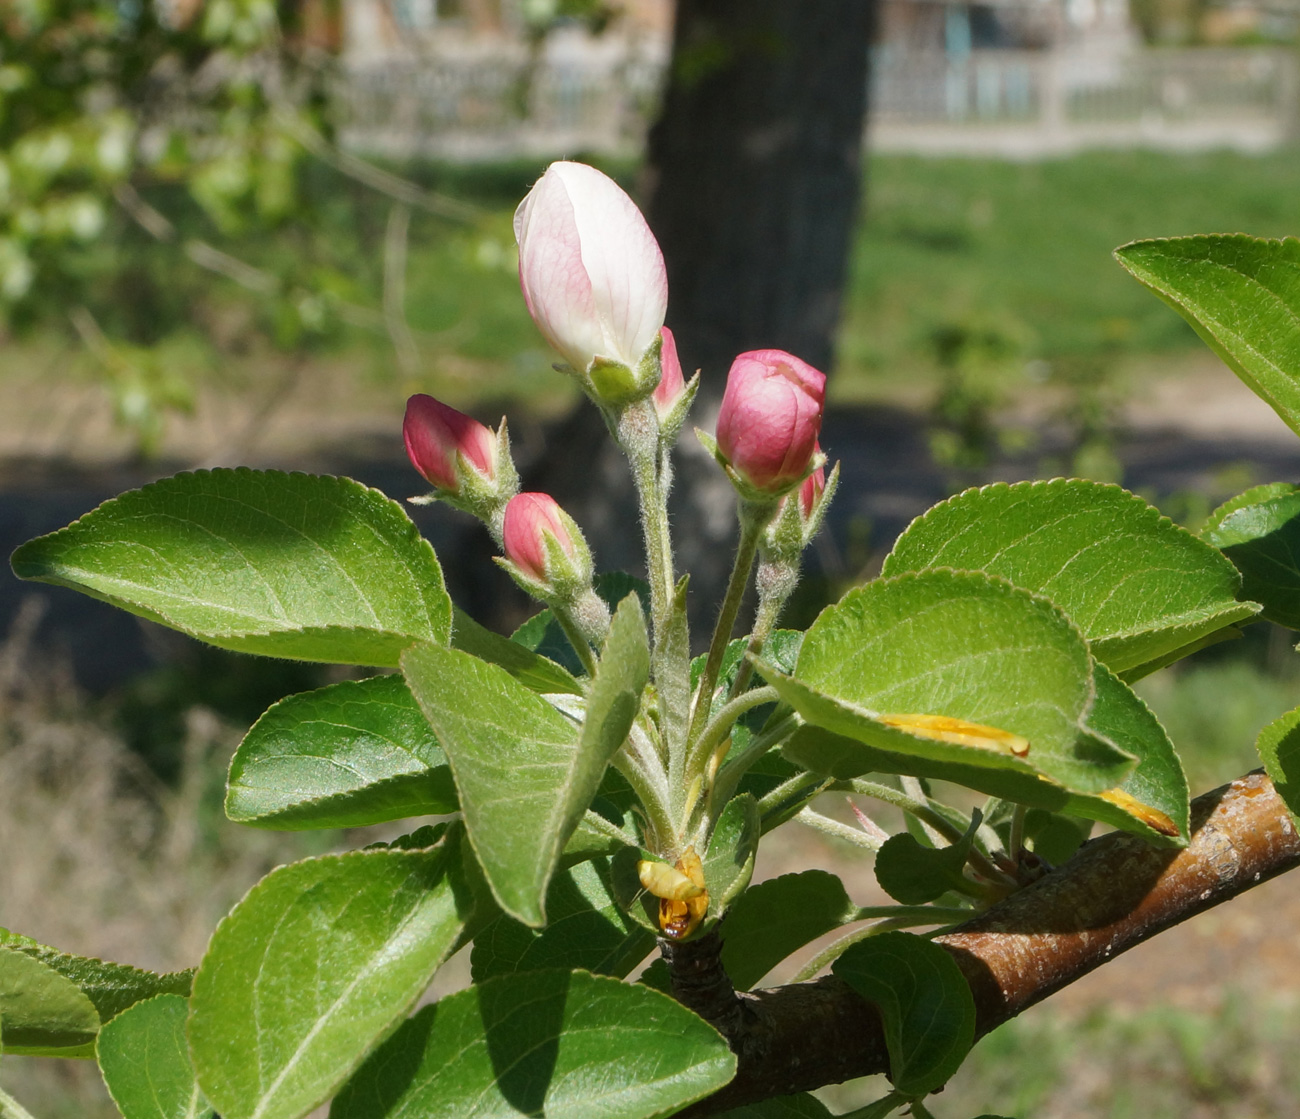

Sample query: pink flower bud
[403,394,496,494]
[514,161,667,376]
[652,325,685,419]
[799,450,826,520]
[502,492,576,582]
[715,349,826,494]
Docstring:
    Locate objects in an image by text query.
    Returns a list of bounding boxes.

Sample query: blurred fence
[335,45,1299,160]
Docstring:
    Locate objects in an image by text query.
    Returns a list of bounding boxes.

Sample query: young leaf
[1115,234,1300,437]
[767,571,1134,797]
[330,969,737,1119]
[875,825,976,906]
[1256,705,1300,825]
[1202,483,1300,630]
[10,469,451,667]
[403,594,649,927]
[832,932,976,1097]
[188,831,479,1119]
[470,859,655,983]
[704,793,762,923]
[0,928,191,1026]
[717,870,860,991]
[97,994,213,1119]
[225,674,457,830]
[882,479,1257,677]
[452,606,582,694]
[0,947,101,1057]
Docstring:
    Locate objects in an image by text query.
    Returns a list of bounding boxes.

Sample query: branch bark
[676,770,1300,1115]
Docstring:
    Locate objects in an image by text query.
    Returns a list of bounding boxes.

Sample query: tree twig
[672,770,1300,1115]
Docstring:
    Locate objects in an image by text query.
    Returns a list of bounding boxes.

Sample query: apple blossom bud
[514,161,667,402]
[403,394,495,494]
[502,492,573,581]
[653,326,685,419]
[715,349,826,496]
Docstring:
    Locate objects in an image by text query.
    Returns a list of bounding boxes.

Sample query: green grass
[835,147,1300,401]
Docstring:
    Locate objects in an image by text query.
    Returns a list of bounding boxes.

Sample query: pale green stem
[621,402,675,635]
[1008,802,1029,858]
[688,685,779,779]
[755,768,825,829]
[0,1086,39,1119]
[713,710,801,811]
[689,503,771,747]
[796,806,886,851]
[552,605,599,678]
[833,778,1019,888]
[907,1097,939,1119]
[581,808,640,848]
[610,751,675,853]
[727,556,798,701]
[791,912,973,983]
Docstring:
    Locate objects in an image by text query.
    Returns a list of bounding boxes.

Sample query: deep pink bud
[502,492,575,581]
[715,350,826,494]
[403,394,496,493]
[653,325,685,418]
[799,452,826,520]
[514,161,667,375]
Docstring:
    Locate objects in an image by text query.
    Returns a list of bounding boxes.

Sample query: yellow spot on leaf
[879,712,1030,757]
[1099,788,1179,836]
[639,847,708,940]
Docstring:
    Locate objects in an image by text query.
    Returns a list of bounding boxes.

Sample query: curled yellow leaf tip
[1099,788,1179,836]
[879,712,1030,757]
[638,847,708,940]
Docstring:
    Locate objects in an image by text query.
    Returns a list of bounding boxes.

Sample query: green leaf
[0,947,100,1057]
[225,674,456,830]
[703,793,761,923]
[452,607,581,694]
[875,822,977,906]
[691,630,804,721]
[0,928,191,1027]
[404,594,649,927]
[832,932,975,1097]
[188,831,479,1119]
[718,870,859,991]
[1256,705,1300,824]
[1114,234,1300,437]
[715,1095,835,1118]
[768,571,1134,798]
[1059,663,1190,845]
[330,969,737,1119]
[470,858,655,983]
[1202,483,1300,630]
[97,995,213,1119]
[882,479,1257,676]
[10,469,450,667]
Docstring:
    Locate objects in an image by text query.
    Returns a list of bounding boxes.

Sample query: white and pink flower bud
[502,493,574,582]
[513,161,668,404]
[714,349,826,497]
[403,394,496,494]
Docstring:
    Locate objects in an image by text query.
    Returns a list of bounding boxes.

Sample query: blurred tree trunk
[461,1,877,635]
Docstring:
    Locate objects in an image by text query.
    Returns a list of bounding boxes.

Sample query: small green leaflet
[97,995,213,1119]
[188,831,479,1119]
[832,932,976,1097]
[703,793,761,923]
[882,479,1257,678]
[1256,705,1300,825]
[10,469,451,667]
[875,821,977,906]
[330,969,737,1119]
[1202,483,1300,631]
[0,928,191,1034]
[1115,235,1300,438]
[717,870,860,991]
[404,594,649,927]
[0,947,100,1057]
[226,674,457,830]
[768,570,1134,797]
